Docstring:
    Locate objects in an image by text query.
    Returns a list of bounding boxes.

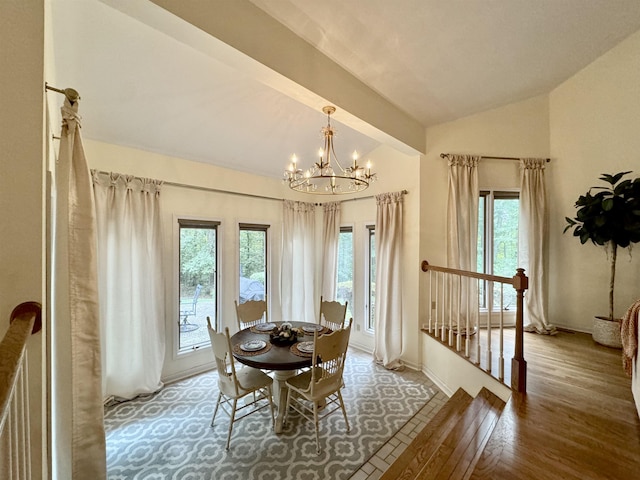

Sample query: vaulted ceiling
[49,0,640,178]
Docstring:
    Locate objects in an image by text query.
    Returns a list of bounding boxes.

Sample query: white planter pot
[592,316,622,349]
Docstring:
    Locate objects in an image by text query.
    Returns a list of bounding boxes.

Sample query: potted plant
[564,171,640,347]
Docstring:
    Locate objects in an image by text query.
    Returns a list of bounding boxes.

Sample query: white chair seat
[284,319,352,453]
[207,320,275,450]
[232,367,273,396]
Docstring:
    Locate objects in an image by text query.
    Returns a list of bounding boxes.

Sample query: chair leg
[211,392,222,427]
[226,398,238,451]
[313,400,320,454]
[337,389,350,432]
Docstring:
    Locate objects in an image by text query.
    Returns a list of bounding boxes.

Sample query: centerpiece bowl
[269,322,303,346]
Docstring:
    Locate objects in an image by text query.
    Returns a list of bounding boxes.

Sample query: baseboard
[422,365,454,398]
[348,342,420,371]
[162,362,214,385]
[348,340,373,355]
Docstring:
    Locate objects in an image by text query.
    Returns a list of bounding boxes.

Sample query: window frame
[478,189,520,311]
[365,224,376,332]
[336,225,354,322]
[175,217,221,356]
[237,223,270,309]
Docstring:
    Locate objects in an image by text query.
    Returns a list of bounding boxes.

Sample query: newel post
[511,268,528,393]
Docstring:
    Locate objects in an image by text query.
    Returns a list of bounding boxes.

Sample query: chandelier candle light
[284,106,377,194]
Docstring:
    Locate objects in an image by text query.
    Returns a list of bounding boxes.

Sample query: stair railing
[0,301,42,478]
[421,261,528,393]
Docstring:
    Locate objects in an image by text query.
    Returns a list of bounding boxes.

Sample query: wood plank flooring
[471,329,640,479]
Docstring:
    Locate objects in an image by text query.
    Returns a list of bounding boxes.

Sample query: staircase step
[415,388,505,480]
[380,388,474,480]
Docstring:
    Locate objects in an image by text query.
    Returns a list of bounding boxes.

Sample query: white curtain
[281,200,316,322]
[93,171,165,399]
[53,98,106,477]
[321,202,341,301]
[373,191,405,370]
[519,158,555,334]
[446,155,479,332]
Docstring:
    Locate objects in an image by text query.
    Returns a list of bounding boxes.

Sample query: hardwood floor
[471,329,640,479]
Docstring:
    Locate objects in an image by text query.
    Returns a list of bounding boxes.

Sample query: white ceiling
[49,0,640,179]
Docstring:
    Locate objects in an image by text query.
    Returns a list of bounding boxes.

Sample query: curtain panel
[321,202,341,301]
[53,98,106,477]
[92,172,165,400]
[373,191,405,370]
[446,155,480,333]
[281,200,316,323]
[519,158,554,334]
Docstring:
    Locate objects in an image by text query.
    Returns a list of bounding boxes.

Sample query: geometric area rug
[105,348,442,480]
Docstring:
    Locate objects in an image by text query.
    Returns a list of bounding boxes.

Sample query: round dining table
[230,321,324,433]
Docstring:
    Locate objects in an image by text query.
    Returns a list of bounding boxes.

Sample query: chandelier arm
[284,105,376,195]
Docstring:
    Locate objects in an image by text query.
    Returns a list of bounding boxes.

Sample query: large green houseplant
[564,171,640,347]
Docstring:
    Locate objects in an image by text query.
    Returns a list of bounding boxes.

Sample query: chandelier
[283,106,376,194]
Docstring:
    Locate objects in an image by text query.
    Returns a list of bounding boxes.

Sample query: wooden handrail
[421,261,528,393]
[421,260,515,286]
[0,302,41,433]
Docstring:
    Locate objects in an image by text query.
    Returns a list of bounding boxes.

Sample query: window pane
[239,228,267,304]
[179,225,217,351]
[477,192,520,311]
[336,228,353,321]
[368,228,376,330]
[493,197,519,309]
[477,195,487,308]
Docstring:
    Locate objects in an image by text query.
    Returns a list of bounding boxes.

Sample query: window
[477,191,519,310]
[178,219,219,352]
[366,225,376,331]
[336,227,353,321]
[238,224,268,305]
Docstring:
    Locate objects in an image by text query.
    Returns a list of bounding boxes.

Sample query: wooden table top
[230,321,320,371]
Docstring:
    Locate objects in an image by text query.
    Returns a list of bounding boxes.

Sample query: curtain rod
[92,169,284,202]
[93,170,406,204]
[45,82,81,103]
[159,180,408,205]
[163,179,287,202]
[317,189,409,206]
[440,153,551,163]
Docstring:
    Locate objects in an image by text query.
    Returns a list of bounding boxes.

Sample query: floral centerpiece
[269,322,304,346]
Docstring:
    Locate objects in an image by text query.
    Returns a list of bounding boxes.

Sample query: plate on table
[297,341,314,354]
[240,340,266,352]
[302,324,323,334]
[255,323,276,332]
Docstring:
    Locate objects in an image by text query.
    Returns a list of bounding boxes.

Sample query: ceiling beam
[102,0,425,155]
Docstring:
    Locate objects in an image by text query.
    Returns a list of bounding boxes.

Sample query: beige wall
[419,28,640,397]
[550,28,640,331]
[0,1,47,477]
[85,140,422,377]
[421,94,550,324]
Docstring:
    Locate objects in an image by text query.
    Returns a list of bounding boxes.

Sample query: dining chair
[206,320,275,450]
[284,318,352,454]
[234,299,268,331]
[318,296,348,331]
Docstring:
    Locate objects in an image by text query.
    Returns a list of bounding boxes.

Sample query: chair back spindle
[0,302,41,479]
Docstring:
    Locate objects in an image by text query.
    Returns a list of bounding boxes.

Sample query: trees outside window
[478,191,519,310]
[239,224,268,305]
[367,225,376,331]
[336,227,353,320]
[178,219,219,351]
